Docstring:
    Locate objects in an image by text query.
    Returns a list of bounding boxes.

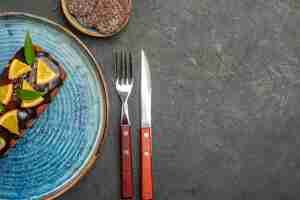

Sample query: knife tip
[141,48,146,56]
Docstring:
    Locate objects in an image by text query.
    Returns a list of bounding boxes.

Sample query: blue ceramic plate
[0,12,109,200]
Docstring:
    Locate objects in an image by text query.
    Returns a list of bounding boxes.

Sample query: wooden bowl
[61,0,132,37]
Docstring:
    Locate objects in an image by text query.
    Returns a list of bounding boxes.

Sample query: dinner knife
[140,49,153,200]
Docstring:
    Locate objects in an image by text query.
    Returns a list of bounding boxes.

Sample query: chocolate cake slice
[0,34,67,156]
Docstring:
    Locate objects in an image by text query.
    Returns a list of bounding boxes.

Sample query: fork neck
[121,101,131,125]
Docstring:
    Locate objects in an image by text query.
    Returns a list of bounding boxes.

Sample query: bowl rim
[0,11,110,200]
[61,0,133,38]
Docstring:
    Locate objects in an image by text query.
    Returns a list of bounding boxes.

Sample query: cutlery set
[114,49,153,200]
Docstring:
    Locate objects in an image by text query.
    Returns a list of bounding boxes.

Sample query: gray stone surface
[2,0,300,199]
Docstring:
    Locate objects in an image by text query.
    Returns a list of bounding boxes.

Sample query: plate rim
[0,11,110,200]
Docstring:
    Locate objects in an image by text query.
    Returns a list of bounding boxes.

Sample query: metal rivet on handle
[144,152,150,156]
[123,150,129,155]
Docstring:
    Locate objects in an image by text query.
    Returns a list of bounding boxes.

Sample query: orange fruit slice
[8,59,32,80]
[0,84,13,105]
[21,98,44,108]
[20,80,44,108]
[36,59,57,85]
[0,136,6,151]
[22,80,34,90]
[0,109,19,135]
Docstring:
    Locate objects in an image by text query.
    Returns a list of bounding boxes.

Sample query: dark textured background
[2,0,300,199]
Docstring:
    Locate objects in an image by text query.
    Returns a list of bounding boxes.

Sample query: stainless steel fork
[114,50,134,199]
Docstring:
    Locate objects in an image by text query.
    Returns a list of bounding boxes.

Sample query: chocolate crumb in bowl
[95,0,127,35]
[78,12,99,28]
[68,0,98,17]
[65,0,131,37]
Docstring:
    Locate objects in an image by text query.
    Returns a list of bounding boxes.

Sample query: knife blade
[140,49,153,200]
[141,49,152,128]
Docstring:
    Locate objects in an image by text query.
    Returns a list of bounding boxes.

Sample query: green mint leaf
[0,103,5,113]
[16,89,43,101]
[24,32,36,65]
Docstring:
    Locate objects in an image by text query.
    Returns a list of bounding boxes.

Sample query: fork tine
[129,52,133,82]
[125,50,130,84]
[119,50,123,83]
[115,50,134,85]
[120,50,124,83]
[124,50,128,84]
[119,50,122,83]
[121,50,124,83]
[114,51,119,81]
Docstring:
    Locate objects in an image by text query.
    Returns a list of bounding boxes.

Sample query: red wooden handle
[120,125,134,199]
[140,127,153,200]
